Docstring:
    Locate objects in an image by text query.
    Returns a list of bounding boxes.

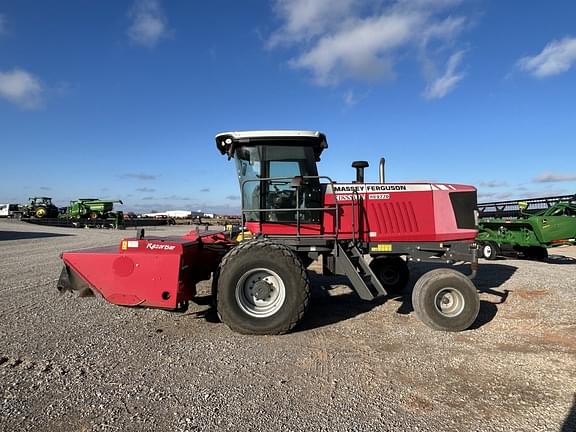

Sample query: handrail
[240,175,339,239]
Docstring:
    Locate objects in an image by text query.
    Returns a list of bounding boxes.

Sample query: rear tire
[217,239,310,335]
[412,269,479,332]
[35,207,47,218]
[480,241,499,260]
[369,256,409,294]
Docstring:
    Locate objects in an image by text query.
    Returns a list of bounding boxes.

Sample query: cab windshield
[235,144,320,222]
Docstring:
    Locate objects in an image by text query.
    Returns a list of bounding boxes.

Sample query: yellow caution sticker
[121,240,128,251]
[370,243,393,252]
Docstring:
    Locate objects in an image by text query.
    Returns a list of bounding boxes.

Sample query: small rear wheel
[412,268,479,332]
[480,241,499,260]
[217,239,310,335]
[369,256,409,294]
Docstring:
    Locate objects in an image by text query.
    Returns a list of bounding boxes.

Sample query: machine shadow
[298,261,517,332]
[189,262,517,332]
[297,273,387,332]
[561,394,576,432]
[547,254,576,265]
[0,231,73,241]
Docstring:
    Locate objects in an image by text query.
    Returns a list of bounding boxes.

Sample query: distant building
[141,210,203,219]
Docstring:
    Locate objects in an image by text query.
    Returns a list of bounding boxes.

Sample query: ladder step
[334,244,388,299]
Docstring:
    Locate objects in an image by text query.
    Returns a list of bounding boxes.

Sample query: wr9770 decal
[368,193,390,200]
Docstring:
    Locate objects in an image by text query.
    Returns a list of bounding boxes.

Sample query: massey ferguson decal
[333,184,433,193]
[332,183,434,201]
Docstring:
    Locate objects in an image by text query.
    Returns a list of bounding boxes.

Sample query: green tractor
[477,195,576,260]
[67,198,123,220]
[24,197,60,219]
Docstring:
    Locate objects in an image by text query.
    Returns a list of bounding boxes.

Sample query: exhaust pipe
[379,158,385,183]
[352,161,369,183]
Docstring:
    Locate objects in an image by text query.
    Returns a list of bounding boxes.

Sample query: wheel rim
[235,268,286,318]
[380,265,400,285]
[483,244,492,258]
[434,288,465,318]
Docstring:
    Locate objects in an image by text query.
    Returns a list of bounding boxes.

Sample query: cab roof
[215,130,328,158]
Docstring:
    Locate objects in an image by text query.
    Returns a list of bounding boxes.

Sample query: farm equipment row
[58,130,482,335]
[13,197,126,228]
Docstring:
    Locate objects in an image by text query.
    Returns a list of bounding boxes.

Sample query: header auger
[59,130,481,334]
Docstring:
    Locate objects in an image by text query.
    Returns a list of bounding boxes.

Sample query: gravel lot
[1,219,575,432]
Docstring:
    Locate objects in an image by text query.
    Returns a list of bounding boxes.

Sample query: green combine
[477,194,576,260]
[67,198,123,220]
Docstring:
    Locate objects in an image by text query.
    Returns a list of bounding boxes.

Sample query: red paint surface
[248,183,477,242]
[62,231,234,309]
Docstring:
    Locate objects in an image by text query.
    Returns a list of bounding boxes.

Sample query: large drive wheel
[412,269,480,332]
[35,207,47,218]
[216,239,310,335]
[369,256,409,294]
[480,241,499,260]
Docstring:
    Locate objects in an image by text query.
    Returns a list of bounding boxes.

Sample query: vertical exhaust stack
[379,158,385,183]
[352,161,369,183]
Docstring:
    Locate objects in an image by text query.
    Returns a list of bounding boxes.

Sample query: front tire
[216,239,310,335]
[412,269,480,332]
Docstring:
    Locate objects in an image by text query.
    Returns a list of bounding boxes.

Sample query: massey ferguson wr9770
[59,131,480,334]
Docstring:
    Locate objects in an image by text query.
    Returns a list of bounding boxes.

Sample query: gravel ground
[0,219,575,432]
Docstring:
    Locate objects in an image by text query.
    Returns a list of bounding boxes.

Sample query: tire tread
[216,239,310,335]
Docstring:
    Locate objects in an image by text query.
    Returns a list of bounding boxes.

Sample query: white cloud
[268,0,356,47]
[268,0,468,98]
[0,68,44,109]
[291,13,418,85]
[477,191,512,201]
[533,172,576,183]
[127,0,169,48]
[423,50,465,99]
[342,88,370,107]
[480,180,508,188]
[518,36,576,78]
[343,89,359,107]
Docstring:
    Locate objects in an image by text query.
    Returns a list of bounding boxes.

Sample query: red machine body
[58,231,234,309]
[57,130,481,335]
[246,182,477,242]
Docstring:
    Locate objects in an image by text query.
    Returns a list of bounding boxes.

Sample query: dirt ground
[0,219,575,431]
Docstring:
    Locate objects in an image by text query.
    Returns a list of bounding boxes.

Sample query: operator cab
[216,131,328,224]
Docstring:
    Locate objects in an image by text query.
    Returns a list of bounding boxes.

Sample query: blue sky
[1,0,575,213]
